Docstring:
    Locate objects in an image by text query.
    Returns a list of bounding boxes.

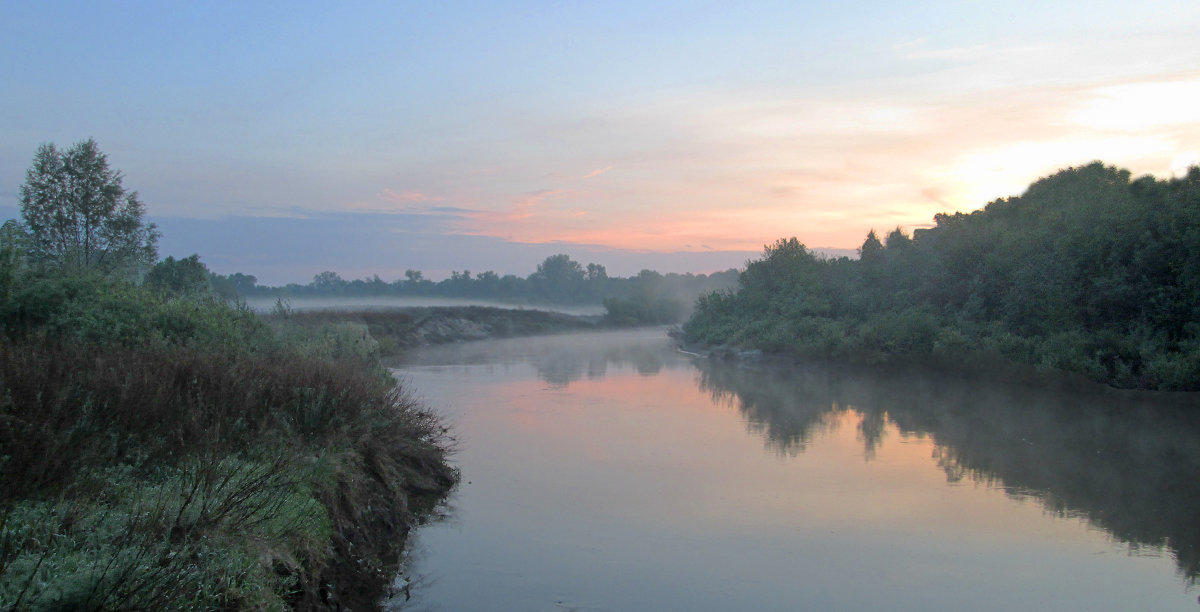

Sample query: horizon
[2,2,1198,284]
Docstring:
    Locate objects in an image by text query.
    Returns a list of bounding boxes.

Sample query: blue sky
[2,1,1198,284]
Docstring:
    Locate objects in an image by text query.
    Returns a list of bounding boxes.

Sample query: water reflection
[696,358,1200,582]
[395,331,1200,610]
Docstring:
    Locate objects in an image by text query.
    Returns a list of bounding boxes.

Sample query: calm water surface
[389,329,1200,611]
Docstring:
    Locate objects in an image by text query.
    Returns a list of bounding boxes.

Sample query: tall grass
[0,272,457,610]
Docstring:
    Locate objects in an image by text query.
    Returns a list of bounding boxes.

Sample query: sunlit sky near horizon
[2,1,1199,284]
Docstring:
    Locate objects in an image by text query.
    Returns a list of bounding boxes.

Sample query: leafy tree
[16,139,159,273]
[227,272,258,294]
[145,254,211,297]
[884,227,912,250]
[209,271,259,300]
[312,270,346,294]
[858,230,883,260]
[529,254,585,302]
[586,262,608,282]
[475,270,500,295]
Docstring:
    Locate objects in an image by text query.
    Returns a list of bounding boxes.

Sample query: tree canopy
[685,162,1200,391]
[16,139,158,274]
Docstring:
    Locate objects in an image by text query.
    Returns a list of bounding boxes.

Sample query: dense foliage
[0,268,457,610]
[684,163,1200,390]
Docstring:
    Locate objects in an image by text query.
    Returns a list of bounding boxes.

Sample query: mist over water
[241,296,606,317]
[391,330,1200,611]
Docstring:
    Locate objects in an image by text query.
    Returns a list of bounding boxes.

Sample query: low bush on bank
[602,294,687,326]
[0,272,457,610]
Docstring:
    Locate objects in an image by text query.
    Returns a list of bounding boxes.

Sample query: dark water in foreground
[389,329,1200,611]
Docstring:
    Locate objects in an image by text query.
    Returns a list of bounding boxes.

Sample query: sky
[2,1,1199,284]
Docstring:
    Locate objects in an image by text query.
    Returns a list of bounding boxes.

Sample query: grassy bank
[0,273,457,610]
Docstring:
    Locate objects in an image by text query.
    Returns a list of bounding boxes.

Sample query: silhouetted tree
[530,254,585,302]
[312,271,345,294]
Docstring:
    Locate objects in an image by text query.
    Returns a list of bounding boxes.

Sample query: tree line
[2,139,735,325]
[684,162,1200,391]
[213,254,738,324]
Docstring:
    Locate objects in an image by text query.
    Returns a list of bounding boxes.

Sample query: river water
[389,328,1200,611]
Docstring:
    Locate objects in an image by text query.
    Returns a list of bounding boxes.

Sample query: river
[388,328,1200,611]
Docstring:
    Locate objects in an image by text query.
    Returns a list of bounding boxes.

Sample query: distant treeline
[212,253,739,324]
[684,162,1200,391]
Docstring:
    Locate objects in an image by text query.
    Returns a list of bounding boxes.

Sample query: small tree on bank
[16,139,159,274]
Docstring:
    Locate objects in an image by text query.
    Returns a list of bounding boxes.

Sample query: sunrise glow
[2,2,1198,281]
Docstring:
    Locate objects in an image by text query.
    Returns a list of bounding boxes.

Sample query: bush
[1143,340,1200,391]
[602,294,687,326]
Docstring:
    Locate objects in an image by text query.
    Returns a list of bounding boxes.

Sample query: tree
[884,227,912,251]
[858,230,884,260]
[312,270,345,294]
[227,272,258,294]
[529,254,585,302]
[586,262,608,282]
[145,254,211,297]
[16,139,159,273]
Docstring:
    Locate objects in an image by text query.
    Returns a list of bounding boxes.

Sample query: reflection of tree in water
[531,340,668,387]
[696,358,1200,583]
[699,363,851,456]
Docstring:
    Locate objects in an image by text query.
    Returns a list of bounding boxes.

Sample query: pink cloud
[583,166,612,179]
[381,188,445,203]
[448,189,568,238]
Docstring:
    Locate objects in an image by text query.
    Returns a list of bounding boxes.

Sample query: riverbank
[268,305,603,355]
[0,273,458,610]
[672,328,1200,409]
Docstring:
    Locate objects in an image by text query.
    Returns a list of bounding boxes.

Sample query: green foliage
[684,162,1200,390]
[146,254,212,297]
[210,271,258,300]
[0,270,270,353]
[0,270,457,609]
[0,457,330,611]
[0,220,28,305]
[16,139,159,275]
[602,294,686,325]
